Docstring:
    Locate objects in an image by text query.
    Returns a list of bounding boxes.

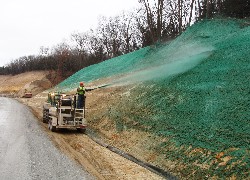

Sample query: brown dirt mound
[0,71,52,97]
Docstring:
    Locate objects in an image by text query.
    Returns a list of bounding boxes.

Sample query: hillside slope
[55,19,250,179]
[0,71,52,97]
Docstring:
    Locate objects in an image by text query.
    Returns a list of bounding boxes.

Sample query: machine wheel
[51,126,56,132]
[42,108,49,123]
[43,103,51,123]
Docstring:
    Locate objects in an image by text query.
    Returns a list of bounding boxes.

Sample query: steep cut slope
[55,19,250,179]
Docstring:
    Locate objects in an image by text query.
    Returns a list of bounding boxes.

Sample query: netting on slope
[109,19,250,177]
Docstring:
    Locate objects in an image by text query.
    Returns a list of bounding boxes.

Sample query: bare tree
[97,16,123,58]
[71,32,89,68]
[157,0,164,39]
[138,0,158,43]
[52,42,71,83]
[177,0,183,33]
[117,11,142,53]
[189,0,195,25]
[87,29,107,63]
[138,0,192,42]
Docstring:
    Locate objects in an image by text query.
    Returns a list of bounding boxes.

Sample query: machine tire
[51,126,56,132]
[43,103,51,123]
[42,108,49,123]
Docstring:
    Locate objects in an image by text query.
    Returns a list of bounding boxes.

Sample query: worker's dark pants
[77,94,84,109]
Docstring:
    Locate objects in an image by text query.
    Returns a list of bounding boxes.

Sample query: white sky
[0,0,140,66]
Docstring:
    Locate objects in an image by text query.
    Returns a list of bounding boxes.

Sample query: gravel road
[0,97,94,180]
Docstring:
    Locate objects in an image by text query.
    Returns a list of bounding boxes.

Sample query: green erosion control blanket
[57,19,250,178]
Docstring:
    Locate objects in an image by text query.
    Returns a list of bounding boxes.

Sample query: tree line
[0,0,249,84]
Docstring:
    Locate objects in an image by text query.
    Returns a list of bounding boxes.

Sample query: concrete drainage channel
[88,134,178,180]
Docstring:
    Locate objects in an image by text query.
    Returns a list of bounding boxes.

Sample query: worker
[77,82,85,108]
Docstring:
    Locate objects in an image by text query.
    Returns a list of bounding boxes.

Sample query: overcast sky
[0,0,140,66]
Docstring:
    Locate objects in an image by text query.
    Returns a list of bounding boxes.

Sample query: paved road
[0,97,94,180]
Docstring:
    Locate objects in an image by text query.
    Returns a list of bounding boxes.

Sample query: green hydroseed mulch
[56,18,250,178]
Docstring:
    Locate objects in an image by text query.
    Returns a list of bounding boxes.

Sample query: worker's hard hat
[80,82,84,86]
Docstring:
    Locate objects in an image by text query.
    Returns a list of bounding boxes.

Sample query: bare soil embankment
[0,72,164,180]
[0,71,52,97]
